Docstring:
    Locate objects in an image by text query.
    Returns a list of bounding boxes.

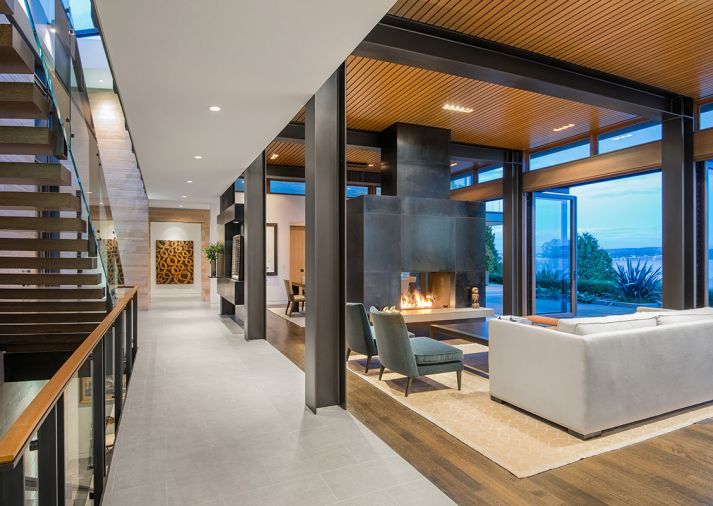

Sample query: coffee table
[430,320,490,377]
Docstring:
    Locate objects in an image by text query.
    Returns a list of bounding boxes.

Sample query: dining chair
[283,279,305,317]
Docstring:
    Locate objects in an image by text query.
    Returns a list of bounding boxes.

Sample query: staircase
[0,19,108,354]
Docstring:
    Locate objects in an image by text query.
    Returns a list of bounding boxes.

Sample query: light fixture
[450,162,458,167]
[209,106,221,112]
[181,195,187,198]
[186,180,193,183]
[194,155,203,159]
[270,153,279,160]
[443,103,473,113]
[99,201,104,205]
[99,79,104,83]
[87,191,92,194]
[368,163,374,167]
[179,205,184,208]
[49,27,56,33]
[611,133,633,141]
[553,123,575,132]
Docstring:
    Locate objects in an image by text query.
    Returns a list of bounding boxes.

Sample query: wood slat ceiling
[266,140,381,170]
[389,0,713,99]
[345,56,635,150]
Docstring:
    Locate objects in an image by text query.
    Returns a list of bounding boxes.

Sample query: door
[289,225,306,283]
[533,192,577,316]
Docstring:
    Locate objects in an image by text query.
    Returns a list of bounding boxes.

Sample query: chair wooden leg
[365,356,371,373]
[378,365,385,380]
[405,377,413,397]
[345,348,351,361]
[285,301,291,315]
[456,370,462,391]
[287,301,293,317]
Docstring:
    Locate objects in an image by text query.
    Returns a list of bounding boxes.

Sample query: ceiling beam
[354,16,690,121]
[277,123,512,162]
[267,164,381,185]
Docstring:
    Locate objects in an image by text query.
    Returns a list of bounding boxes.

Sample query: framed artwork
[79,376,114,404]
[266,223,278,276]
[155,240,194,284]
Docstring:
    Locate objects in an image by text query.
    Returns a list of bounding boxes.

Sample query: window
[234,178,245,192]
[346,185,369,198]
[450,173,473,190]
[484,199,503,314]
[529,140,590,170]
[598,122,661,154]
[269,180,305,195]
[376,187,382,195]
[68,0,97,32]
[478,165,503,183]
[701,103,713,130]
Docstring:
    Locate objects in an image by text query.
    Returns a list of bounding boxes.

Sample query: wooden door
[289,225,305,283]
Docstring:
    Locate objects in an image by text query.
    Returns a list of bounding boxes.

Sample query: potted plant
[203,243,223,278]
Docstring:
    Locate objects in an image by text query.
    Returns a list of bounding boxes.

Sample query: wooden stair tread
[0,24,34,74]
[0,301,107,312]
[0,217,86,232]
[0,162,71,186]
[0,125,52,144]
[0,287,105,299]
[0,238,89,251]
[0,322,98,334]
[0,256,96,269]
[0,312,106,323]
[0,191,81,211]
[0,272,102,285]
[0,333,88,348]
[0,81,50,119]
[3,343,80,353]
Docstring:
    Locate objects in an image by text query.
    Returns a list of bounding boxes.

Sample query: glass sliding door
[533,193,577,315]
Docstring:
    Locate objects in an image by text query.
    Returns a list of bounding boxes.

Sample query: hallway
[102,295,452,506]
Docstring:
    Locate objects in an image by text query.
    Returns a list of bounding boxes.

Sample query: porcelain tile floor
[102,295,453,506]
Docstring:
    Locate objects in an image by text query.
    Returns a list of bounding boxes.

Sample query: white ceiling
[94,0,395,205]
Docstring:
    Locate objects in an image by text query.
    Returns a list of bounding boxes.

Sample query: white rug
[267,306,305,327]
[348,343,713,478]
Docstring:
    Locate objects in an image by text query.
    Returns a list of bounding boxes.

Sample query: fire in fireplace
[399,272,455,310]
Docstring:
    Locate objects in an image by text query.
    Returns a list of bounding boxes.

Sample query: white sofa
[489,308,713,439]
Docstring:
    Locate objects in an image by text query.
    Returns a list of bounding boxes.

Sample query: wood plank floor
[266,311,713,505]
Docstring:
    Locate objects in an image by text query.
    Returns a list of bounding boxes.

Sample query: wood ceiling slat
[388,0,713,98]
[265,140,381,170]
[343,56,635,150]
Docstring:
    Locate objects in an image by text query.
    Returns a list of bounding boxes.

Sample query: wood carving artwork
[99,238,125,285]
[155,240,194,284]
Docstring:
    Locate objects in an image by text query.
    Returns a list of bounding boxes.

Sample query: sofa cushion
[557,313,658,336]
[410,337,463,365]
[369,326,415,343]
[657,307,713,325]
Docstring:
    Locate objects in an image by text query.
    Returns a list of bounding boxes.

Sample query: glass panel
[486,226,503,315]
[450,173,473,190]
[64,363,94,505]
[269,180,305,195]
[235,178,245,192]
[478,165,503,183]
[66,0,96,31]
[375,187,382,195]
[529,140,590,170]
[701,103,713,130]
[534,195,573,314]
[346,185,369,198]
[24,431,39,505]
[104,332,115,471]
[563,172,662,316]
[598,122,661,154]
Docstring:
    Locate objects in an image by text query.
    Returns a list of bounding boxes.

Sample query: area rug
[267,306,305,327]
[347,343,713,478]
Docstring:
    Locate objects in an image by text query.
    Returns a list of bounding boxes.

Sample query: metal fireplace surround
[347,122,486,310]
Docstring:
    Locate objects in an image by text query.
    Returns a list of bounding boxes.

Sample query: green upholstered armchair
[369,307,464,396]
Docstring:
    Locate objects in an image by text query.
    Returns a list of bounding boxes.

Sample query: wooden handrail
[0,286,138,467]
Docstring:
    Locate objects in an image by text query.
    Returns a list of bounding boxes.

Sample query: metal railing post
[132,293,138,359]
[114,315,124,427]
[38,405,58,506]
[91,341,105,503]
[0,456,25,505]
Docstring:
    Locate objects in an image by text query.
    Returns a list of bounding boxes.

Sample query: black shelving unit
[217,185,245,316]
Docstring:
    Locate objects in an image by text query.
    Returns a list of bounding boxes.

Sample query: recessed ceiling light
[49,27,56,33]
[181,195,187,198]
[99,79,104,83]
[99,201,104,205]
[368,163,374,167]
[553,123,575,132]
[194,155,203,159]
[186,180,193,183]
[450,162,458,167]
[443,103,473,113]
[270,153,279,160]
[179,205,184,208]
[87,191,92,194]
[209,106,221,112]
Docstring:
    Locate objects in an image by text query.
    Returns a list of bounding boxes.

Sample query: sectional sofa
[489,308,713,439]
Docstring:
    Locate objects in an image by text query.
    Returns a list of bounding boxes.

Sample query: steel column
[244,152,267,341]
[91,341,105,502]
[132,294,138,360]
[502,151,527,315]
[696,161,709,307]
[304,63,347,412]
[0,456,24,505]
[662,100,696,309]
[38,405,58,506]
[114,317,124,427]
[124,303,133,380]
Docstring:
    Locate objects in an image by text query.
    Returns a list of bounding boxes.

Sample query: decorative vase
[210,259,217,278]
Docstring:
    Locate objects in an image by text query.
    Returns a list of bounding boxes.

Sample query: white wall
[150,222,202,296]
[265,193,305,305]
[209,199,220,305]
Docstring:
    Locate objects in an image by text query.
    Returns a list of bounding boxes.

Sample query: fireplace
[347,123,486,311]
[400,272,455,309]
